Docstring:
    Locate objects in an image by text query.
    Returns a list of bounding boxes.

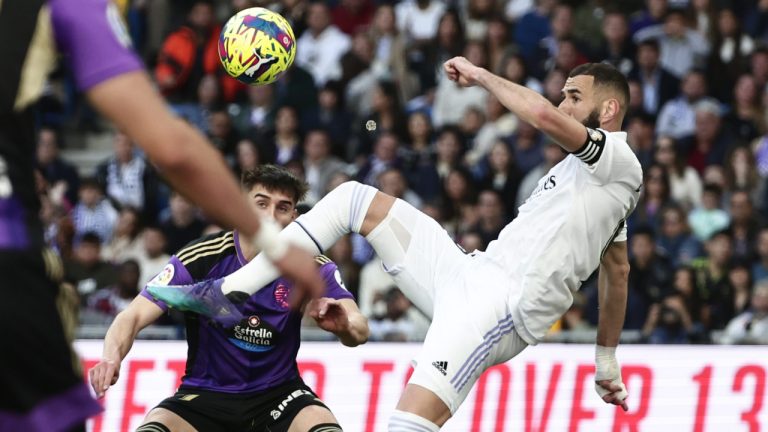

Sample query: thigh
[377,199,469,318]
[155,390,234,432]
[407,261,528,414]
[285,405,338,432]
[0,251,101,429]
[141,408,199,432]
[261,381,329,432]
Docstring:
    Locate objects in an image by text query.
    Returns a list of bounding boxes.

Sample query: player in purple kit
[90,165,368,432]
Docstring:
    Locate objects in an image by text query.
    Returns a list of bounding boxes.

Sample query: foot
[147,279,245,326]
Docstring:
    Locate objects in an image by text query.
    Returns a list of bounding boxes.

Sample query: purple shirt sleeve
[139,256,195,312]
[50,0,143,91]
[319,262,355,301]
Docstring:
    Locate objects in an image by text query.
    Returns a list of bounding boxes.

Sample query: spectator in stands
[688,184,730,242]
[728,190,762,261]
[597,10,635,76]
[469,189,507,249]
[644,293,706,344]
[725,146,761,201]
[629,39,680,117]
[232,138,261,180]
[466,95,519,169]
[656,69,709,139]
[752,227,768,282]
[508,121,544,176]
[340,32,375,90]
[634,7,710,79]
[729,261,754,317]
[402,111,433,173]
[630,0,668,36]
[477,141,522,218]
[332,0,375,35]
[96,132,158,221]
[692,229,735,329]
[129,225,171,286]
[230,85,276,140]
[724,74,761,144]
[750,47,768,92]
[377,168,423,209]
[155,1,240,103]
[296,1,351,86]
[301,81,352,159]
[102,207,143,264]
[681,99,732,174]
[72,178,118,245]
[170,74,221,134]
[369,287,429,342]
[627,113,656,170]
[64,232,117,306]
[532,4,589,78]
[441,168,477,238]
[352,80,407,158]
[410,126,463,202]
[626,226,674,330]
[303,129,347,205]
[542,68,567,106]
[36,127,79,207]
[262,106,302,165]
[206,109,239,157]
[499,53,543,96]
[273,64,319,115]
[486,17,512,74]
[514,0,556,61]
[671,266,705,328]
[159,193,206,255]
[654,135,703,209]
[463,0,494,41]
[356,132,402,187]
[707,8,755,102]
[432,41,489,127]
[657,204,703,267]
[368,4,417,104]
[85,259,141,323]
[721,280,768,344]
[516,140,565,208]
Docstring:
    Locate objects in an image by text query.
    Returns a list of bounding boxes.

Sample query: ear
[601,98,621,122]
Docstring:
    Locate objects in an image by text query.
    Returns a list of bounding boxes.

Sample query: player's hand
[307,298,349,333]
[272,245,325,307]
[596,379,629,411]
[444,56,484,87]
[89,359,120,398]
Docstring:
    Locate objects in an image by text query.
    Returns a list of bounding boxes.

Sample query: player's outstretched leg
[146,278,243,326]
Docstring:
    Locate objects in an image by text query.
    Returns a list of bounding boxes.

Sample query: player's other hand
[444,56,483,87]
[272,245,325,307]
[596,379,629,411]
[89,359,120,398]
[307,297,348,333]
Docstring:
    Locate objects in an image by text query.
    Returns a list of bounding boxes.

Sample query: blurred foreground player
[90,166,368,432]
[0,2,322,431]
[151,60,642,430]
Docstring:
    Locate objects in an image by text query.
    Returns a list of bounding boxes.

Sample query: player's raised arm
[89,296,164,398]
[595,240,630,412]
[443,56,588,152]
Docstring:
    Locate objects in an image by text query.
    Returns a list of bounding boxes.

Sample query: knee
[388,410,440,432]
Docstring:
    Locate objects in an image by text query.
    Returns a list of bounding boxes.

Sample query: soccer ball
[218,7,296,86]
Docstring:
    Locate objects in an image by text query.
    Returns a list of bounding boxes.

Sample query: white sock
[388,410,440,432]
[221,181,377,295]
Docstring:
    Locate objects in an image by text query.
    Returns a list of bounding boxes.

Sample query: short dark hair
[637,39,660,52]
[241,164,308,204]
[569,62,630,117]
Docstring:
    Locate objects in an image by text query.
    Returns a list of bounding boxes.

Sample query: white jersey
[484,128,642,344]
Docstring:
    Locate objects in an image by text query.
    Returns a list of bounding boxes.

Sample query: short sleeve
[573,128,638,185]
[139,256,195,311]
[319,262,354,301]
[50,0,143,91]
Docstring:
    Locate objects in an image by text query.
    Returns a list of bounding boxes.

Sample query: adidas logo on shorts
[432,361,448,376]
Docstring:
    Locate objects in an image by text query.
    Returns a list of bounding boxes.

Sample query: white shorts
[369,199,528,413]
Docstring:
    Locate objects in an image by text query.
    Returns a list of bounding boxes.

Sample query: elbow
[613,263,631,286]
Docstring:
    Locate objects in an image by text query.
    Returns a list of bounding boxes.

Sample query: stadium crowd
[35,0,768,345]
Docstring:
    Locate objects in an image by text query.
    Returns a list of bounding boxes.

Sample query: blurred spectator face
[627,115,652,148]
[502,55,526,83]
[371,84,392,112]
[197,75,219,106]
[378,169,407,198]
[436,130,461,163]
[75,238,101,267]
[603,13,627,45]
[327,172,351,193]
[385,288,411,320]
[694,110,720,141]
[477,190,504,223]
[729,192,752,224]
[374,134,399,162]
[554,40,580,71]
[307,3,331,35]
[445,171,469,201]
[188,2,214,31]
[734,75,757,106]
[654,136,676,166]
[703,165,726,188]
[113,132,134,164]
[663,11,686,38]
[209,112,232,139]
[437,11,461,46]
[275,107,298,134]
[645,166,667,199]
[143,228,167,258]
[170,193,196,224]
[751,51,768,81]
[682,72,706,101]
[236,139,259,171]
[487,19,508,46]
[636,43,660,71]
[660,297,684,330]
[461,232,483,252]
[304,131,331,161]
[489,142,511,173]
[461,108,485,135]
[544,69,567,105]
[115,208,139,238]
[551,4,573,38]
[631,232,655,264]
[318,87,339,110]
[706,233,732,266]
[717,8,738,37]
[373,5,396,34]
[757,229,768,259]
[701,188,720,210]
[246,184,297,228]
[661,207,686,237]
[464,42,487,69]
[752,284,768,314]
[117,261,140,297]
[674,267,695,296]
[648,0,667,18]
[247,85,273,107]
[351,33,375,63]
[36,129,58,165]
[544,141,566,166]
[729,265,750,289]
[628,80,643,110]
[407,112,431,142]
[79,184,102,208]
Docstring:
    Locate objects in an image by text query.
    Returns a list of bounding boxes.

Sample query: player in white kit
[148,59,642,431]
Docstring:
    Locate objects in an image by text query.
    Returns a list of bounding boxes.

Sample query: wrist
[253,217,289,261]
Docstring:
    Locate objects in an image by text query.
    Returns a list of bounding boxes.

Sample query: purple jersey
[140,230,353,393]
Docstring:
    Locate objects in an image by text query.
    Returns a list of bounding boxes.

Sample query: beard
[582,109,601,129]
